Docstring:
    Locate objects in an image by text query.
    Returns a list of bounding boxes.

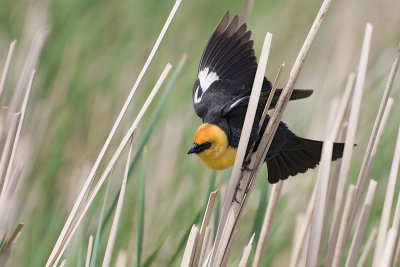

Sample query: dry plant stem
[2,70,35,194]
[345,180,378,267]
[102,137,134,267]
[382,228,397,267]
[356,227,377,267]
[210,33,272,266]
[45,0,181,263]
[381,175,400,266]
[332,185,357,267]
[306,142,334,267]
[239,0,254,24]
[199,226,212,266]
[193,191,217,266]
[215,0,332,262]
[181,225,200,267]
[374,124,400,266]
[289,186,317,267]
[371,44,400,267]
[252,181,283,267]
[393,236,400,267]
[85,235,93,267]
[329,73,355,141]
[239,234,255,267]
[51,64,171,267]
[59,260,66,267]
[0,113,21,193]
[0,40,17,103]
[327,24,373,266]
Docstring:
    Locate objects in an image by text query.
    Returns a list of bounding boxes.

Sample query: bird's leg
[241,158,254,171]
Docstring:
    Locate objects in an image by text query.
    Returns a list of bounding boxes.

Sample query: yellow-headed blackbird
[187,11,345,183]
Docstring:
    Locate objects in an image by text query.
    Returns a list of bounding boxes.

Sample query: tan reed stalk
[356,227,377,267]
[0,40,17,103]
[289,186,316,267]
[371,45,400,267]
[218,0,333,263]
[199,226,212,266]
[182,225,200,267]
[329,73,355,142]
[85,235,93,267]
[239,0,254,24]
[45,0,182,263]
[331,185,357,267]
[393,237,400,267]
[345,180,378,267]
[252,181,283,267]
[327,23,373,267]
[381,170,400,266]
[210,32,272,266]
[306,142,334,267]
[51,64,171,266]
[59,260,66,267]
[0,113,21,193]
[114,251,128,267]
[382,228,397,267]
[102,137,134,267]
[193,191,217,266]
[239,234,255,267]
[2,70,35,194]
[373,125,400,266]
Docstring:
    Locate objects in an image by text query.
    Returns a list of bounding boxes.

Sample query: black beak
[187,143,199,154]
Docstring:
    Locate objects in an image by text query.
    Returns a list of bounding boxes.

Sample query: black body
[191,11,344,183]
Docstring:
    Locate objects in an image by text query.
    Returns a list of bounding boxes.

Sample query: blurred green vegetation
[0,0,399,266]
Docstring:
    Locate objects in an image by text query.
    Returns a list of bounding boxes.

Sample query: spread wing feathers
[197,11,258,89]
[266,137,345,184]
[221,89,314,116]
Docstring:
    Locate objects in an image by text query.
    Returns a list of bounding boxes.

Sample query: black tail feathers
[266,137,345,184]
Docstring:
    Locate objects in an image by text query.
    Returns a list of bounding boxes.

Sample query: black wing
[192,11,258,117]
[221,89,314,116]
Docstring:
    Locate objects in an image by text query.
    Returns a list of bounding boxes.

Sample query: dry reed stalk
[0,40,17,103]
[252,181,283,267]
[373,125,400,265]
[2,70,35,194]
[199,226,212,266]
[289,175,317,267]
[0,113,21,193]
[306,142,334,267]
[217,0,333,262]
[45,0,182,263]
[85,235,93,267]
[329,73,355,141]
[59,260,66,267]
[371,44,400,266]
[382,228,397,267]
[239,0,254,24]
[393,236,400,267]
[102,137,134,267]
[51,64,171,266]
[114,251,128,267]
[327,24,373,266]
[331,185,357,267]
[356,227,377,267]
[181,225,200,267]
[193,191,217,266]
[238,233,255,267]
[210,33,272,266]
[381,171,400,266]
[345,180,377,267]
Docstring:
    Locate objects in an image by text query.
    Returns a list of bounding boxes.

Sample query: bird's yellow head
[187,123,237,170]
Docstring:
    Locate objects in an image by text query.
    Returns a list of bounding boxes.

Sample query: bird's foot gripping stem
[232,184,249,204]
[241,158,254,172]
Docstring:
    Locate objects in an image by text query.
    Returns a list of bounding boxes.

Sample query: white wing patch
[194,67,219,104]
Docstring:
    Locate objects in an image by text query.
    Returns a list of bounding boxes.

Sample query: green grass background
[0,0,400,265]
